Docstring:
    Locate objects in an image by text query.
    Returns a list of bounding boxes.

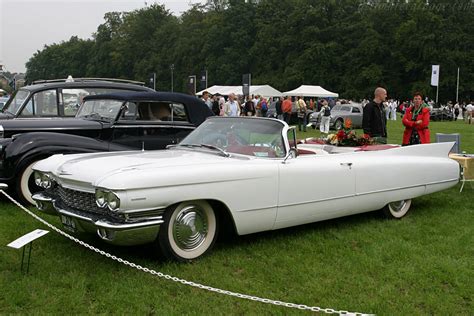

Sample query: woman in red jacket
[402,92,430,145]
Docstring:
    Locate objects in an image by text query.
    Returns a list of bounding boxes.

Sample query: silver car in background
[0,96,9,110]
[309,102,363,130]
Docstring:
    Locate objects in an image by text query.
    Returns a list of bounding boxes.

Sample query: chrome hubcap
[172,206,208,251]
[389,200,407,212]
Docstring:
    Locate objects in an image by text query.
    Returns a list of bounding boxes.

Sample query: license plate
[60,215,76,232]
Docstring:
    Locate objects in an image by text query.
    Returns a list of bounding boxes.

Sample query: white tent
[196,85,282,97]
[283,85,338,98]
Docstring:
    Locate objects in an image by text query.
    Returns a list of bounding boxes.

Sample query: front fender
[1,132,131,181]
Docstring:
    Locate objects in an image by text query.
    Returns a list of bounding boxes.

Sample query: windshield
[76,99,124,121]
[2,89,29,114]
[180,117,286,158]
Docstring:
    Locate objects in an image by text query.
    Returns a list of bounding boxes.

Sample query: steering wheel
[202,134,228,149]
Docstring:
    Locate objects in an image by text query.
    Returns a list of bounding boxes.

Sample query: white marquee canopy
[282,85,338,98]
[196,85,282,97]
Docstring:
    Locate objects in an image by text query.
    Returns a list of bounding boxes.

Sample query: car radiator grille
[57,185,104,215]
[55,185,162,222]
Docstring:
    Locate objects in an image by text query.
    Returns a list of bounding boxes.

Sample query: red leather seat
[297,148,316,155]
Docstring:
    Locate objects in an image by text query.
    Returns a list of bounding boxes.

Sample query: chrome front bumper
[32,192,163,246]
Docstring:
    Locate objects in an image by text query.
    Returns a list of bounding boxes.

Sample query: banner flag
[148,73,156,90]
[242,73,251,96]
[187,75,196,95]
[431,65,440,86]
[199,70,207,90]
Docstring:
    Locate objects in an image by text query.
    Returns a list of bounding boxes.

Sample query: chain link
[1,190,374,315]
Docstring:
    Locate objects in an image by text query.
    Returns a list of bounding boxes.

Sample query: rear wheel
[382,199,412,219]
[158,200,218,262]
[16,158,44,206]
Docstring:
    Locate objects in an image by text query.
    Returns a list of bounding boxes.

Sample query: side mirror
[289,148,298,158]
[283,148,298,164]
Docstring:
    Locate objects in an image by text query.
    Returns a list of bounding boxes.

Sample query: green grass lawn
[0,120,472,314]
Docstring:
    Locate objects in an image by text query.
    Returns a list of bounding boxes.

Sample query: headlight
[106,191,120,211]
[34,171,53,189]
[95,189,106,208]
[34,171,42,187]
[95,188,120,211]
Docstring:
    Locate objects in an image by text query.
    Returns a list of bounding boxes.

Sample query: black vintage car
[0,91,213,205]
[0,77,154,119]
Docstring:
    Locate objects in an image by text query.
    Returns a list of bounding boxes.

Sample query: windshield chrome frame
[2,89,30,115]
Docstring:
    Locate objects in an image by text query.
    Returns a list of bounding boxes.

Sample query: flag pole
[436,66,440,105]
[436,85,439,105]
[456,67,459,103]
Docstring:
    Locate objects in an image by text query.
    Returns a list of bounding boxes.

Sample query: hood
[34,148,271,190]
[0,112,14,119]
[0,118,104,136]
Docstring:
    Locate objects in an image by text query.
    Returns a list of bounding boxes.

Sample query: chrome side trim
[276,178,459,208]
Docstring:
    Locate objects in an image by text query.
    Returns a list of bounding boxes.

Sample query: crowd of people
[362,87,433,145]
[201,88,473,147]
[362,87,473,146]
[201,91,274,118]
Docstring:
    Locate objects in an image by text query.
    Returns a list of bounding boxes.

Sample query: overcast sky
[0,0,203,73]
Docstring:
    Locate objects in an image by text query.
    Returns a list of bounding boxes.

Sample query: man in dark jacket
[275,96,283,120]
[362,87,388,143]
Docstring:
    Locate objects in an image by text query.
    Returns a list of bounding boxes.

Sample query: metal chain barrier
[1,189,374,315]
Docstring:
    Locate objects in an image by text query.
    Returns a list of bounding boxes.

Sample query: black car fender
[2,132,130,181]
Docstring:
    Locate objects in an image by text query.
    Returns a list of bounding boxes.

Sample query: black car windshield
[179,117,286,158]
[76,99,124,121]
[2,89,29,114]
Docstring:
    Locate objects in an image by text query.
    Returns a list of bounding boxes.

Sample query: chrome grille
[57,185,103,214]
[54,185,161,222]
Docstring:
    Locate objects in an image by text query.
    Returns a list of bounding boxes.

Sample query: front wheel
[158,200,218,262]
[16,158,44,206]
[335,119,343,130]
[382,199,412,219]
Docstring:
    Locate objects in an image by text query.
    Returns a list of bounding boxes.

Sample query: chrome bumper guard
[32,192,163,246]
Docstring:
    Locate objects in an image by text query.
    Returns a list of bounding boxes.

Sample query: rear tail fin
[388,142,455,158]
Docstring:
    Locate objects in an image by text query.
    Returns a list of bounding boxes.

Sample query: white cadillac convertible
[32,117,460,261]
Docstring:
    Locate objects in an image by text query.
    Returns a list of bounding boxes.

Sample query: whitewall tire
[16,159,40,206]
[382,199,412,219]
[158,200,218,262]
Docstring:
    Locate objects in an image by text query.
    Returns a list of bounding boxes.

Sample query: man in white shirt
[466,101,473,124]
[201,91,213,110]
[224,93,240,117]
[391,100,398,120]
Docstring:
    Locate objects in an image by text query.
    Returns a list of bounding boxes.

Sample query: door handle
[340,162,353,169]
